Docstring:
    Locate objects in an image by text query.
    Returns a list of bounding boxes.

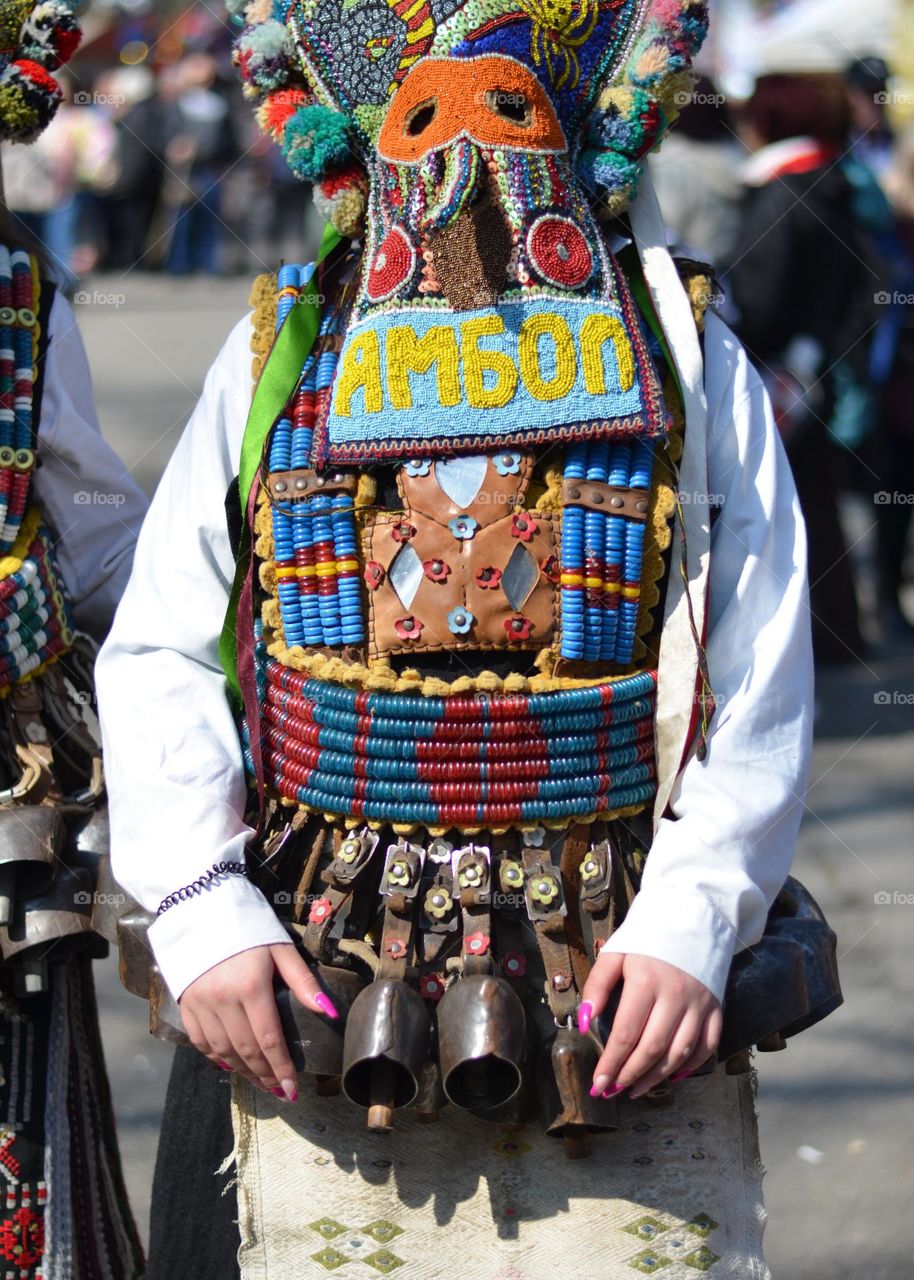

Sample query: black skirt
[147,1046,241,1280]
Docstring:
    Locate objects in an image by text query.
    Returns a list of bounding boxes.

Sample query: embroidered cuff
[148,872,293,1001]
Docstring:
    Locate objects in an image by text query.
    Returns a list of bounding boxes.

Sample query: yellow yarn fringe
[262,633,651,699]
[248,272,278,383]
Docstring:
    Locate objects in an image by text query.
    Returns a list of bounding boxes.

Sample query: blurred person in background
[649,75,743,270]
[160,52,236,275]
[245,138,310,269]
[94,64,168,271]
[1,73,116,286]
[727,73,873,664]
[845,56,895,184]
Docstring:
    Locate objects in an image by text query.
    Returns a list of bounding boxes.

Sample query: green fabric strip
[219,223,342,706]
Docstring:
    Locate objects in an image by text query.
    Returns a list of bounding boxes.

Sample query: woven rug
[231,1068,769,1279]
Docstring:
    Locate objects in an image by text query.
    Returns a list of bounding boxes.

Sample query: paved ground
[77,274,914,1274]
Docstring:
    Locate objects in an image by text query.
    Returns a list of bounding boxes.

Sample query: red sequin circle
[366,226,415,301]
[526,216,593,290]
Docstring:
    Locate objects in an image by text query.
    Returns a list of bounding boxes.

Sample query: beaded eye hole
[484,89,532,128]
[405,99,437,137]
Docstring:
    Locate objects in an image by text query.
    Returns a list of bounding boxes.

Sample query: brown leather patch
[561,478,650,521]
[267,468,358,502]
[364,508,558,659]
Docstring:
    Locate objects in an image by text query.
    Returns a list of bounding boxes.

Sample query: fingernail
[577,1002,593,1034]
[602,1083,624,1098]
[271,1087,285,1099]
[216,1061,232,1071]
[671,1069,692,1082]
[314,992,339,1019]
[590,1074,609,1097]
[280,1078,298,1103]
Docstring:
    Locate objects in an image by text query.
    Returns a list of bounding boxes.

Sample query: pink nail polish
[577,1002,593,1034]
[216,1061,232,1071]
[314,992,340,1019]
[280,1078,298,1103]
[601,1084,624,1098]
[271,1087,286,1099]
[671,1069,692,1082]
[588,1084,601,1098]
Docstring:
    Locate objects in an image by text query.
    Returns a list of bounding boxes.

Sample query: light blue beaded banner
[317,291,666,463]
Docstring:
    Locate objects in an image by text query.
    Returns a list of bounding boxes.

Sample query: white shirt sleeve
[600,313,814,1001]
[95,314,292,1001]
[31,292,149,640]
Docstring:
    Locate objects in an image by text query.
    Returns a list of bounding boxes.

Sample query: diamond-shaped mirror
[388,544,424,609]
[435,455,488,507]
[502,543,539,610]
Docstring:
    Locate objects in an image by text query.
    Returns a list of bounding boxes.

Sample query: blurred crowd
[0,30,911,656]
[651,58,914,657]
[0,49,310,281]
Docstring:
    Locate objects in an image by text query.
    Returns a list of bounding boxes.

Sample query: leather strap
[377,841,424,980]
[454,844,493,977]
[561,479,650,521]
[521,846,578,1022]
[267,468,358,503]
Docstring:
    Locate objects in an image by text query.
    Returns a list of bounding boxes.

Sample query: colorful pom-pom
[1,1,84,142]
[314,167,366,237]
[0,56,62,142]
[576,0,709,213]
[234,19,295,96]
[282,103,352,183]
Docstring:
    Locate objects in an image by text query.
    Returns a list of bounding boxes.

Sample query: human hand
[577,952,722,1099]
[179,943,337,1100]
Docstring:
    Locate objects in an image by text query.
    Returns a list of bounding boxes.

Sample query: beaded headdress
[230,0,708,465]
[231,0,708,236]
[0,0,85,145]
